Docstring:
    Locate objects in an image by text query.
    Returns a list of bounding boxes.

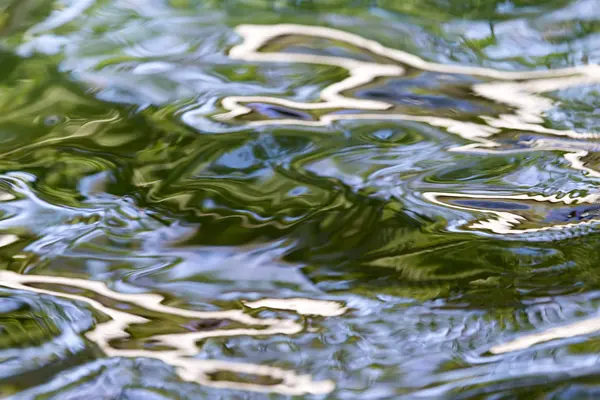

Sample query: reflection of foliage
[196,0,571,20]
[378,0,572,19]
[0,50,506,302]
[0,0,52,38]
[0,300,60,348]
[1,24,599,304]
[1,0,600,398]
[0,289,97,394]
[0,55,144,208]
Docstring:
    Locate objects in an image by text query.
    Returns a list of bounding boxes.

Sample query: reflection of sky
[0,269,337,396]
[5,0,600,397]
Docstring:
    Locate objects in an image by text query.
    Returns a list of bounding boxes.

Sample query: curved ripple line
[26,0,97,37]
[490,315,600,354]
[0,270,337,395]
[423,192,600,235]
[201,23,600,178]
[243,297,347,317]
[231,24,596,81]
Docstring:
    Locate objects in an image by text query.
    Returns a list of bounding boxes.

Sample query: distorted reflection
[243,298,348,317]
[423,191,600,235]
[198,23,600,238]
[2,0,600,398]
[195,23,600,179]
[491,314,600,354]
[0,270,336,395]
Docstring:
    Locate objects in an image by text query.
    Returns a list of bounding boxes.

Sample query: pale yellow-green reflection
[243,298,347,317]
[201,24,600,177]
[0,269,339,395]
[423,192,600,235]
[490,316,600,354]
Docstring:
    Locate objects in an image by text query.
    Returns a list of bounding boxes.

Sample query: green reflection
[0,0,596,398]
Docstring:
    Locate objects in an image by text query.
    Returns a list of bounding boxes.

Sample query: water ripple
[1,0,600,398]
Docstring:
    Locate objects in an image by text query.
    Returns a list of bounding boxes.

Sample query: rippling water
[1,0,600,398]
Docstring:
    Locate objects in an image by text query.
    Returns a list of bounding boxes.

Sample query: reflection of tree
[0,0,51,37]
[2,34,599,305]
[202,0,571,20]
[378,0,571,19]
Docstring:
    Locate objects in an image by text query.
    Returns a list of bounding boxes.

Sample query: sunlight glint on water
[0,0,599,398]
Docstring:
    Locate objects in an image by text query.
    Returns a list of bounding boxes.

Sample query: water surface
[1,0,600,398]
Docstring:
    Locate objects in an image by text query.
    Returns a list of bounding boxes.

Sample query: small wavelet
[2,0,600,398]
[0,270,337,396]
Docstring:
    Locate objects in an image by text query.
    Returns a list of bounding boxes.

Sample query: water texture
[0,0,600,398]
